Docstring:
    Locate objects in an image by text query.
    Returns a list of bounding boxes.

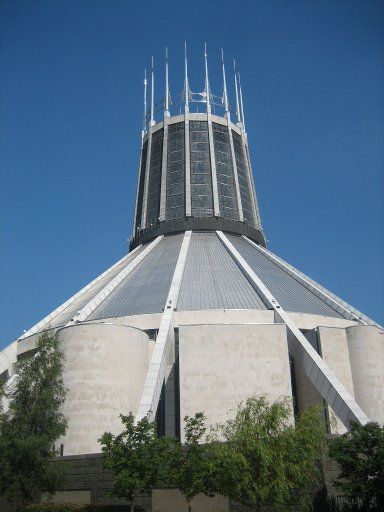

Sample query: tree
[99,412,170,512]
[328,421,384,511]
[164,412,219,512]
[211,395,326,512]
[0,329,68,509]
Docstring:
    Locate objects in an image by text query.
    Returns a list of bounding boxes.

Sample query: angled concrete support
[66,236,163,324]
[217,230,370,427]
[136,230,192,422]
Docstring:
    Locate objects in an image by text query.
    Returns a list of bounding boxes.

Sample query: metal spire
[184,42,189,112]
[221,49,229,118]
[164,47,170,118]
[238,72,246,132]
[143,68,147,133]
[150,56,155,126]
[204,42,211,114]
[233,59,240,124]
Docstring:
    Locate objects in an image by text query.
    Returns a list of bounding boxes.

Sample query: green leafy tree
[164,412,218,512]
[0,330,68,509]
[99,412,171,512]
[211,395,326,512]
[329,421,384,511]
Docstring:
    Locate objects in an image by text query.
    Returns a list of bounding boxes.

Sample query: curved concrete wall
[346,325,384,423]
[58,323,150,455]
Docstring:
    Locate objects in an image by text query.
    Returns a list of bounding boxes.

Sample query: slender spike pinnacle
[233,59,240,123]
[184,42,189,111]
[221,49,229,118]
[164,47,170,117]
[238,72,246,132]
[150,56,155,126]
[143,68,147,133]
[204,42,211,114]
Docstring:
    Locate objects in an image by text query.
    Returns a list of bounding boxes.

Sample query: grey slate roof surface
[177,232,266,311]
[226,234,343,318]
[88,234,183,319]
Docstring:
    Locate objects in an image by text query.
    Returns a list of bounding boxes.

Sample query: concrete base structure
[0,451,347,512]
[4,308,382,457]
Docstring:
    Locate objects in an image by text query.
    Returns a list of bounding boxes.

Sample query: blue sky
[1,0,383,349]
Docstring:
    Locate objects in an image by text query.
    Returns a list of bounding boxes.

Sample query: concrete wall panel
[58,323,150,455]
[319,327,355,433]
[346,325,384,423]
[179,323,292,439]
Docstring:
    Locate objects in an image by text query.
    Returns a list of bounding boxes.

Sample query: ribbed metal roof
[39,231,369,326]
[50,246,145,327]
[88,234,183,320]
[226,234,343,319]
[178,232,266,311]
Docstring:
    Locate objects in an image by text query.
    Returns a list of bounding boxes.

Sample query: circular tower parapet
[131,112,265,249]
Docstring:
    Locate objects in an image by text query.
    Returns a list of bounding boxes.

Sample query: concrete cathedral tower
[1,46,383,458]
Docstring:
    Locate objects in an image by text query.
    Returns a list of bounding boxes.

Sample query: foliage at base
[0,330,68,509]
[328,421,384,512]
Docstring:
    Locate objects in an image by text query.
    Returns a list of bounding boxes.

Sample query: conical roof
[15,231,379,340]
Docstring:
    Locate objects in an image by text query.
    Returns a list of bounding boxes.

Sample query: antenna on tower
[204,42,211,114]
[233,59,240,124]
[238,72,246,132]
[164,47,170,118]
[221,49,229,119]
[184,42,189,112]
[150,56,155,126]
[143,68,147,133]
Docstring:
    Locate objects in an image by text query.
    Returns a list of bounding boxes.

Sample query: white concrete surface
[58,323,150,455]
[347,325,384,423]
[179,323,292,439]
[319,327,356,433]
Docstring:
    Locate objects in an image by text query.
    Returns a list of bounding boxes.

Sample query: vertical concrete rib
[227,121,244,222]
[185,113,191,216]
[136,230,192,422]
[242,236,368,325]
[17,244,143,340]
[132,134,145,234]
[207,115,220,216]
[141,127,153,228]
[159,120,169,221]
[216,230,370,428]
[65,236,163,324]
[242,133,262,229]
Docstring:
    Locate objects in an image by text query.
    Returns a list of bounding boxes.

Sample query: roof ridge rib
[65,236,163,325]
[216,230,369,428]
[243,236,381,328]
